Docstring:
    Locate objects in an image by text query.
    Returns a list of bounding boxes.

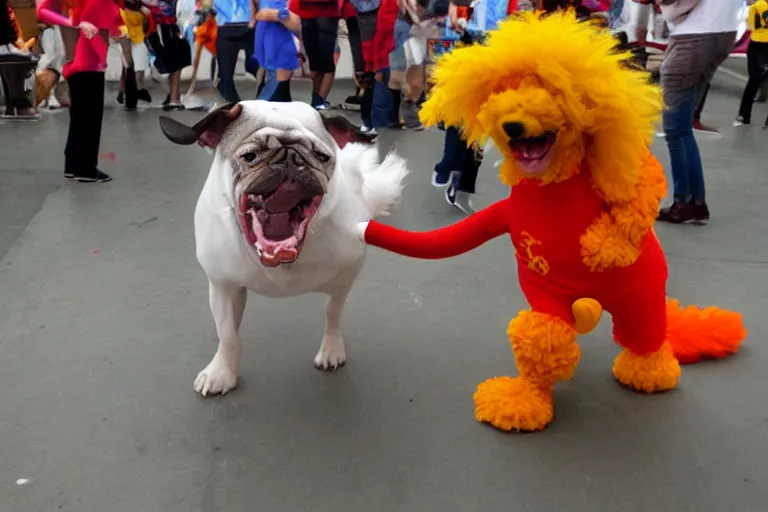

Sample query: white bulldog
[160,101,408,396]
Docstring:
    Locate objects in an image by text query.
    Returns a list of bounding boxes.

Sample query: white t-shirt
[668,0,743,36]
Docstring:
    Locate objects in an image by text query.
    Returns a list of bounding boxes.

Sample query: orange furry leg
[613,342,680,393]
[473,311,579,432]
[666,299,747,364]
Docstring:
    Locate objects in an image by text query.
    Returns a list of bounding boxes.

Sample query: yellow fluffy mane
[420,11,663,199]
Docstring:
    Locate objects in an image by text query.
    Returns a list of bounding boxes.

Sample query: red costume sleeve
[364,197,511,259]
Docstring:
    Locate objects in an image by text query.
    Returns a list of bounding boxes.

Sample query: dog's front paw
[314,337,347,371]
[194,355,238,396]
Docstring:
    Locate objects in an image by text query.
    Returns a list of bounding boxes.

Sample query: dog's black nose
[502,122,525,139]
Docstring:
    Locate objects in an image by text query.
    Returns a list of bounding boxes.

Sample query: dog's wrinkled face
[159,101,376,267]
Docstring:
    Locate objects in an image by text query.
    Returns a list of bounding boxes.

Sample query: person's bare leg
[404,64,424,102]
[318,71,334,99]
[169,70,181,103]
[186,42,204,96]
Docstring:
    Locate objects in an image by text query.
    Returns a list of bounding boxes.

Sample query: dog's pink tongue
[265,181,303,213]
[257,211,293,240]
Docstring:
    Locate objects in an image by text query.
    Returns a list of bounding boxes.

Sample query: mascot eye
[240,151,257,163]
[314,151,331,163]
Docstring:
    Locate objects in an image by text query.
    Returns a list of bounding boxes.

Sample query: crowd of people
[0,0,763,221]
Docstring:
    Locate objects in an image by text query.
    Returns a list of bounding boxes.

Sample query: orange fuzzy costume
[362,12,748,432]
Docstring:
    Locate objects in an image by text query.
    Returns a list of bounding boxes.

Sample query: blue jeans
[257,70,278,100]
[663,85,705,202]
[435,126,480,193]
[372,68,396,129]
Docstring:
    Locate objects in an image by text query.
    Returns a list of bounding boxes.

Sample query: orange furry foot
[613,342,681,393]
[473,376,553,432]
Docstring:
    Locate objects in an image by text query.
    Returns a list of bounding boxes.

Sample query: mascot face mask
[478,75,579,181]
[420,11,663,197]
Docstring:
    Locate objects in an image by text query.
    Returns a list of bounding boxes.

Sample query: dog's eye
[314,151,331,163]
[240,151,257,163]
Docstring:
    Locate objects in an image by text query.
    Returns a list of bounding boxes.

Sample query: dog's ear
[321,114,377,149]
[159,103,243,149]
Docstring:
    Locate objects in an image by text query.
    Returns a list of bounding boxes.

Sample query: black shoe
[692,203,710,225]
[137,89,152,103]
[116,92,124,104]
[162,94,170,106]
[66,170,112,183]
[162,102,185,111]
[657,201,696,224]
[344,94,362,105]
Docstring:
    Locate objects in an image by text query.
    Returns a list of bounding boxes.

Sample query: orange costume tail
[666,299,747,365]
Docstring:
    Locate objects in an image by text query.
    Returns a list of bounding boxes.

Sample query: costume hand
[249,19,256,28]
[357,222,369,242]
[78,21,98,39]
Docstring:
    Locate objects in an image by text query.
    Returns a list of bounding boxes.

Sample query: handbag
[658,0,702,25]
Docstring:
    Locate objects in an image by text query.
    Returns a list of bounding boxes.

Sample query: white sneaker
[47,93,61,109]
[445,183,475,214]
[733,116,748,127]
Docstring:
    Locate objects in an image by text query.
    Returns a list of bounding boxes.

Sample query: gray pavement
[1,74,767,512]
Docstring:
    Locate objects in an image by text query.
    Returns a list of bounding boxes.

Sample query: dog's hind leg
[194,281,248,396]
[314,272,358,371]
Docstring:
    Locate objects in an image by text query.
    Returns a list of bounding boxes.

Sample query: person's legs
[242,26,259,83]
[360,83,373,127]
[304,16,339,108]
[388,49,406,128]
[433,126,462,186]
[269,69,293,102]
[215,25,242,102]
[132,41,151,102]
[65,72,110,182]
[736,41,768,125]
[445,132,480,214]
[118,36,138,109]
[659,85,698,222]
[401,34,426,130]
[0,53,36,115]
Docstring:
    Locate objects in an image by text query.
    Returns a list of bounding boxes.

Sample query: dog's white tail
[339,143,409,218]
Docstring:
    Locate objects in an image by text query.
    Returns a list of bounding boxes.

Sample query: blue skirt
[254,21,300,72]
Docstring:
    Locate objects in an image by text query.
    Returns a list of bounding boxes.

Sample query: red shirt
[289,0,341,19]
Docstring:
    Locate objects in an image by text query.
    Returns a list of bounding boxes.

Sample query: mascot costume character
[358,12,748,433]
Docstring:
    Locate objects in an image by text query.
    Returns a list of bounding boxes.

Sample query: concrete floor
[1,74,767,512]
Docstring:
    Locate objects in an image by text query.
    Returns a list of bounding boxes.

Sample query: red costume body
[366,168,668,356]
[359,11,745,433]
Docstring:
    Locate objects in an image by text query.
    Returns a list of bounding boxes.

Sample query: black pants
[215,23,258,103]
[345,16,365,74]
[738,40,768,124]
[0,54,35,112]
[435,126,480,194]
[65,72,105,177]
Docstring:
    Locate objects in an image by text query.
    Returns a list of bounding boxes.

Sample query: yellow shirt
[749,0,768,43]
[120,9,147,44]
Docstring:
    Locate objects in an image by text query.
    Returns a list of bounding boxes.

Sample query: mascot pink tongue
[359,12,747,433]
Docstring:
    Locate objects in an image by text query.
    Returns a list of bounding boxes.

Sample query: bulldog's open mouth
[508,132,556,174]
[239,181,323,267]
